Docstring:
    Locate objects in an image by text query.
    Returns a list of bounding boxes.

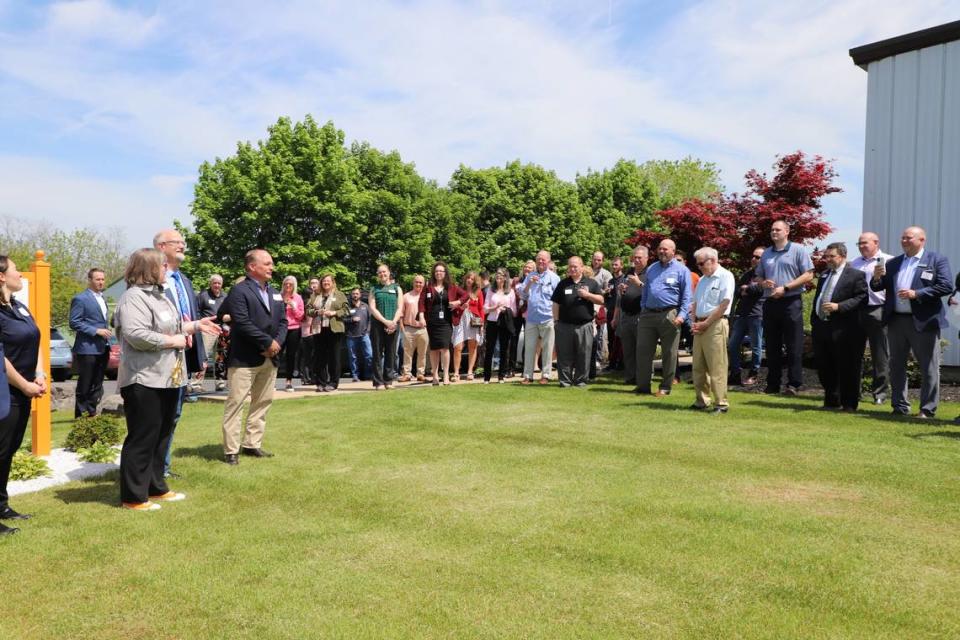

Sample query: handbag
[469,314,484,328]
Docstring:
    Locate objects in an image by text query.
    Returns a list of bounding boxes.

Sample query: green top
[372,283,400,321]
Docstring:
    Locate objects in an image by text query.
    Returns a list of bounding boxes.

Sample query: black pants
[762,296,804,391]
[119,384,178,504]
[74,351,109,417]
[282,328,301,379]
[508,315,524,372]
[314,329,344,388]
[0,395,31,509]
[813,320,865,409]
[370,323,398,386]
[299,334,317,385]
[483,321,513,381]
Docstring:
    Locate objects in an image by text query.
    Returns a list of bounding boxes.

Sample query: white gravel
[8,448,119,497]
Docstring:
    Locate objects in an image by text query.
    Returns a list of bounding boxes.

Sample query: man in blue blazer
[154,229,206,478]
[220,249,287,465]
[870,226,953,418]
[69,268,111,418]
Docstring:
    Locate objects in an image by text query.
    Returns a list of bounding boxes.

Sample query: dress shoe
[710,406,729,414]
[417,375,426,382]
[783,386,800,397]
[241,447,274,458]
[743,376,757,386]
[890,408,910,417]
[122,501,161,511]
[0,506,31,520]
[918,409,935,419]
[224,454,240,465]
[689,403,709,411]
[654,390,670,398]
[763,386,780,395]
[149,492,187,502]
[0,522,19,536]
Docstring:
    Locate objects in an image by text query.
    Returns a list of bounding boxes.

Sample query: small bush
[10,451,52,481]
[77,441,120,464]
[65,414,124,451]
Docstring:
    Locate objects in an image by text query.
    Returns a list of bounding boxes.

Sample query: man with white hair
[197,274,227,391]
[519,250,560,385]
[689,247,735,413]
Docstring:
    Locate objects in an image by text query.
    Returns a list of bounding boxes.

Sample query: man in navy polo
[755,220,814,396]
[635,239,692,397]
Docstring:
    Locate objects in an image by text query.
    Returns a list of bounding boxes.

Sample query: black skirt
[427,318,452,350]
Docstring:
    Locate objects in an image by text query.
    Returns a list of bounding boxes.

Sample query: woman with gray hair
[280,275,305,392]
[115,248,220,510]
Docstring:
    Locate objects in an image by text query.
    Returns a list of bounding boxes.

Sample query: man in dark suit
[154,229,206,478]
[69,268,111,417]
[220,249,287,465]
[871,226,953,418]
[811,243,868,411]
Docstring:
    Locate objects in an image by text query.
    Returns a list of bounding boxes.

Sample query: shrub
[76,441,120,464]
[10,451,52,481]
[65,414,124,451]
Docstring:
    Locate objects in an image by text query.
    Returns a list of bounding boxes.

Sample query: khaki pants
[222,360,278,454]
[402,326,428,376]
[692,317,729,408]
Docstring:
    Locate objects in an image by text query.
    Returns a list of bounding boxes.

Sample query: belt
[622,310,640,316]
[866,304,884,308]
[644,306,675,313]
[695,316,728,322]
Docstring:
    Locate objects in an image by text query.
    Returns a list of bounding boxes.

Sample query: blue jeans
[163,386,186,475]
[728,315,763,376]
[347,335,373,380]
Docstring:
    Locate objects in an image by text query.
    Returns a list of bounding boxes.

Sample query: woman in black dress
[0,256,46,536]
[419,262,463,385]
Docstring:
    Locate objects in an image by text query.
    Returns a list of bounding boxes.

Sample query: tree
[449,161,598,276]
[628,152,837,271]
[638,157,723,209]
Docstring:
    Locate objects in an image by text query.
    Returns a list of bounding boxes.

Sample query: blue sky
[0,0,957,251]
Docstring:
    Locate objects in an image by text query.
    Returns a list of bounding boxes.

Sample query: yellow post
[29,250,52,456]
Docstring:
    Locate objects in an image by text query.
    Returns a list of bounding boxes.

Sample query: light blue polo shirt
[755,242,814,298]
[519,269,560,325]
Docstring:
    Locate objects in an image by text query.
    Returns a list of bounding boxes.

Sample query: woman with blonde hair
[451,271,484,382]
[115,248,220,511]
[307,274,348,391]
[0,255,45,535]
[280,275,305,391]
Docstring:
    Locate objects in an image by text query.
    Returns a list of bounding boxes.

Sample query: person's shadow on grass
[908,430,960,441]
[55,476,118,506]
[173,444,224,462]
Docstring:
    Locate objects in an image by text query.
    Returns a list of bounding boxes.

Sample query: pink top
[284,293,305,331]
[484,290,517,322]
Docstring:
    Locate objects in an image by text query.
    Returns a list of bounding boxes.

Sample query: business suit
[811,265,867,410]
[69,289,110,417]
[870,249,953,415]
[221,277,288,455]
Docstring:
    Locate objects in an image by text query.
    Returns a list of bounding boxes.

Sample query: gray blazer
[115,284,187,389]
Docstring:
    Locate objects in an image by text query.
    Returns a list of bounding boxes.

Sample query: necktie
[171,272,193,348]
[817,270,837,320]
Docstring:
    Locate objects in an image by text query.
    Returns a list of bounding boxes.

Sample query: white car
[50,328,73,382]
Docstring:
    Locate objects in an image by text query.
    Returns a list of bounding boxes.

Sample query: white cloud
[47,0,160,47]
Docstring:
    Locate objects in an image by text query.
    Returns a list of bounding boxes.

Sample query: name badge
[920,271,934,281]
[273,293,283,301]
[158,311,172,322]
[665,277,677,285]
[350,309,356,315]
[438,311,444,319]
[426,292,432,299]
[565,288,573,295]
[208,300,216,306]
[19,306,30,317]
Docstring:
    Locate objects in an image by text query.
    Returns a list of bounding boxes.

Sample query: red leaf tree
[628,151,837,272]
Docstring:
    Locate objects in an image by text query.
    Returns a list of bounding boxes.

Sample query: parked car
[106,335,120,380]
[50,328,73,382]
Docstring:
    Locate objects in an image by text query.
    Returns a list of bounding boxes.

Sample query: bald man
[849,232,894,404]
[870,226,953,418]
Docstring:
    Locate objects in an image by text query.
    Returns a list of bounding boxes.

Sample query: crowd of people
[0,221,957,530]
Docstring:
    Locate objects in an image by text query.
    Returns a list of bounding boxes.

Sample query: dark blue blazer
[224,277,288,368]
[68,289,109,355]
[870,250,953,332]
[164,271,206,374]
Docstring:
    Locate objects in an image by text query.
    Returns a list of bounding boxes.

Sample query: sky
[0,0,957,252]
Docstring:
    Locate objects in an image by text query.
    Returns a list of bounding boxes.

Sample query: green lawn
[4,378,960,639]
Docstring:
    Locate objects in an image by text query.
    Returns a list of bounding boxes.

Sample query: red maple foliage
[628,151,837,272]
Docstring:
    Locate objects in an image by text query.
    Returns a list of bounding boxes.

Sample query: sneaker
[498,379,505,384]
[352,377,359,383]
[149,492,187,502]
[215,382,226,391]
[483,380,490,384]
[122,501,161,511]
[710,406,729,414]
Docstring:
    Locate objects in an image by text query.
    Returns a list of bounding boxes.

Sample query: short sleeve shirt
[755,242,814,298]
[693,266,736,317]
[551,277,602,325]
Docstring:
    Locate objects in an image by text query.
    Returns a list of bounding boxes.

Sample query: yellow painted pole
[29,250,52,456]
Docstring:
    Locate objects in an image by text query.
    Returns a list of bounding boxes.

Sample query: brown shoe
[654,390,670,398]
[399,374,411,382]
[416,375,425,382]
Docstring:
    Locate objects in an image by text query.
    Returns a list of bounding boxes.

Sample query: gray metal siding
[862,40,960,366]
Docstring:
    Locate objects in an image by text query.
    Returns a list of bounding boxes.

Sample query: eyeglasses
[751,255,762,260]
[696,260,709,266]
[161,240,186,248]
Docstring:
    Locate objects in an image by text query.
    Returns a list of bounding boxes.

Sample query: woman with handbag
[451,271,484,382]
[482,268,517,384]
[307,274,348,392]
[0,256,43,536]
[115,248,220,511]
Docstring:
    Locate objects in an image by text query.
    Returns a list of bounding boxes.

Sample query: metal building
[850,20,960,366]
